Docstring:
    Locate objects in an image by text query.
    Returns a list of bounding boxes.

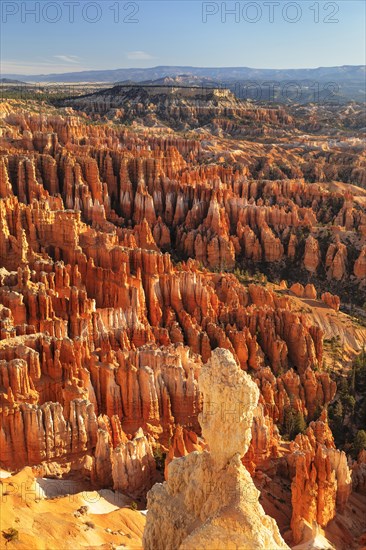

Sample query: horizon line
[2,63,365,78]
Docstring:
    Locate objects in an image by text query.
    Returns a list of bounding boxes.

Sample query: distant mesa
[1,64,365,101]
[0,78,26,84]
[62,82,241,130]
[2,64,365,83]
[123,75,221,88]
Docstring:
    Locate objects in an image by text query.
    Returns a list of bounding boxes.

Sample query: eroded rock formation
[288,411,352,544]
[0,101,365,305]
[143,348,289,550]
[0,100,365,546]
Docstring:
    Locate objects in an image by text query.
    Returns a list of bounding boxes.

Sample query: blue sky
[1,1,365,74]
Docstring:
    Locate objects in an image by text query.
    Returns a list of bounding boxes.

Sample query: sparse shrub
[281,407,307,440]
[353,348,366,387]
[294,411,307,434]
[85,521,95,529]
[342,394,356,414]
[233,267,250,285]
[129,501,138,511]
[2,528,19,543]
[352,430,366,457]
[153,446,166,471]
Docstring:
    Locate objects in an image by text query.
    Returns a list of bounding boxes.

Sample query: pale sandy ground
[0,468,145,549]
[275,286,366,368]
[32,478,127,514]
[2,461,366,549]
[293,533,335,550]
[324,181,366,207]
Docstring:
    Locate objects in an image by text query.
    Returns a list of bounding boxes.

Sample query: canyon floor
[0,88,365,549]
[0,467,145,549]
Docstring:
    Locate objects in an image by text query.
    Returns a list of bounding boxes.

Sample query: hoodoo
[143,348,289,550]
[0,83,366,549]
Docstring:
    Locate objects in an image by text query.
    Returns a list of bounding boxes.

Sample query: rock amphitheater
[0,93,365,549]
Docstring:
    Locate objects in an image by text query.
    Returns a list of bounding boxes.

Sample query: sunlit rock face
[143,348,289,550]
[288,410,352,544]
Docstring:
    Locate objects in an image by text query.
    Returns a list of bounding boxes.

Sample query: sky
[1,0,365,75]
